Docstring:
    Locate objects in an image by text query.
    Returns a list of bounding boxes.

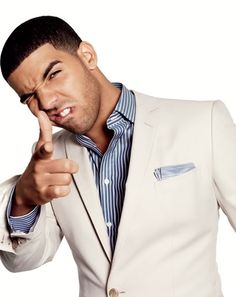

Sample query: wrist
[11,188,36,216]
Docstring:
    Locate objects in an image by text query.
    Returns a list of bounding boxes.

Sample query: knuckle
[57,186,70,197]
[46,186,57,200]
[68,160,78,173]
[63,186,71,196]
[63,160,71,172]
[33,161,42,174]
[45,185,71,200]
[64,174,72,184]
[35,187,46,202]
[71,161,78,172]
[33,174,42,189]
[53,186,61,197]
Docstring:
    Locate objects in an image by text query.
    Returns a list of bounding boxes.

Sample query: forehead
[7,43,75,93]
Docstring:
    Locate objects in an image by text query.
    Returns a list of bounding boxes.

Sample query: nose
[36,86,58,111]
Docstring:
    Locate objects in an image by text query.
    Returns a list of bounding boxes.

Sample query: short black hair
[0,15,82,80]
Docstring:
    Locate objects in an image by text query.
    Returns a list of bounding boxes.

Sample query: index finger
[37,111,52,144]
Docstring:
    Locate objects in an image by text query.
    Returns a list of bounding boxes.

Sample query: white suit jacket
[0,91,235,297]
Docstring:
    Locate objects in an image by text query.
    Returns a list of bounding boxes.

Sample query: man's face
[8,43,101,135]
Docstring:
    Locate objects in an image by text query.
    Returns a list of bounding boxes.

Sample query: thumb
[35,141,54,160]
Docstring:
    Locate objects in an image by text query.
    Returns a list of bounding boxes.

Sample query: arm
[212,100,236,229]
[0,112,78,272]
[0,176,64,272]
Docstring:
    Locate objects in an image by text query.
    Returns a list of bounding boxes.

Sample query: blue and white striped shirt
[8,82,136,253]
[7,193,40,233]
[75,82,135,251]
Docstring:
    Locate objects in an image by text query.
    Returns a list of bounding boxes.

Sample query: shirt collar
[75,82,135,148]
[112,82,135,124]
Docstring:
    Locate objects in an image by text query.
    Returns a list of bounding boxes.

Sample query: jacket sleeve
[212,99,236,230]
[0,176,63,272]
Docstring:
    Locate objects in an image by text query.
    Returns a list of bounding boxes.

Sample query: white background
[0,0,236,296]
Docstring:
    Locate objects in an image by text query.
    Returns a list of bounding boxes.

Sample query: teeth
[59,108,70,117]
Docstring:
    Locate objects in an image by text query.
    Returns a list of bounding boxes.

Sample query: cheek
[56,76,81,99]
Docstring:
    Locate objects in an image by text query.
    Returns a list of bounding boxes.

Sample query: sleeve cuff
[7,187,40,233]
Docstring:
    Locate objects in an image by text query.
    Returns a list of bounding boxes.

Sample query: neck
[85,70,121,153]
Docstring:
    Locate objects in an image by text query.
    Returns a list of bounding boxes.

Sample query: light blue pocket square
[153,162,196,181]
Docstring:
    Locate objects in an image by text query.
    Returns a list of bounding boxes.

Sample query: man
[0,15,235,297]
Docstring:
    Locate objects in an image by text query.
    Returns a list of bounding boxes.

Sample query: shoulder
[132,90,215,109]
[132,90,216,118]
[131,90,224,130]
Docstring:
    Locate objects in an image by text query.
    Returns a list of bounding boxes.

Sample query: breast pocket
[153,162,196,182]
[152,163,207,232]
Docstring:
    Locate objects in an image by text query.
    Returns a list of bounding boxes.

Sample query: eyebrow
[20,60,62,103]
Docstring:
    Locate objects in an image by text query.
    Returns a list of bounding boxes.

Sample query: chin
[57,117,94,135]
[58,124,87,135]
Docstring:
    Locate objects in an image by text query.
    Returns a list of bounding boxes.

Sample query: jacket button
[109,288,119,297]
[12,240,18,249]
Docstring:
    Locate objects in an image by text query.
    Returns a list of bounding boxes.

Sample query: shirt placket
[99,118,128,251]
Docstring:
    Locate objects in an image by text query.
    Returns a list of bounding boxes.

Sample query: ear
[77,41,98,70]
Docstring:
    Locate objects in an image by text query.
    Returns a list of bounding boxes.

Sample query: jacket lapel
[112,91,160,261]
[65,135,112,262]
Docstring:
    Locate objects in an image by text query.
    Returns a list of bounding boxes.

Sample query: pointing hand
[12,111,78,216]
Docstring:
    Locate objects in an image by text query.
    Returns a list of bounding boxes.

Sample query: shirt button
[109,288,119,297]
[106,222,112,228]
[104,178,110,185]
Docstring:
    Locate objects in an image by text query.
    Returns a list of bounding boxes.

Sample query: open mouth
[59,107,71,117]
[50,107,73,124]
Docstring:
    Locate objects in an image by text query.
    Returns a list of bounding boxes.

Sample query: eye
[20,93,35,105]
[49,70,61,80]
[25,95,34,105]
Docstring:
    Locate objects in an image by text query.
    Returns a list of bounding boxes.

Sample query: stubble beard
[58,93,101,136]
